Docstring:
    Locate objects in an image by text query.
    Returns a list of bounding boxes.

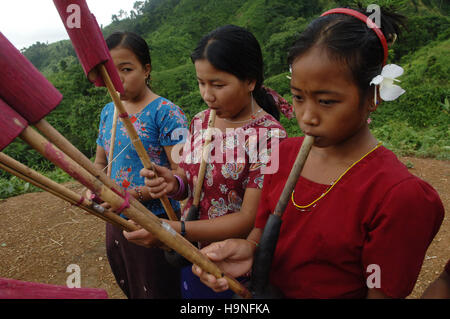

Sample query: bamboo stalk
[194,109,216,205]
[17,124,251,298]
[98,64,178,222]
[250,135,314,297]
[0,152,138,232]
[34,119,152,218]
[107,105,118,177]
[274,135,314,216]
[185,109,216,221]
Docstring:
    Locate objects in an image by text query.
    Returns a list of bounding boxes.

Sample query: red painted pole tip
[0,98,28,152]
[0,33,63,124]
[0,278,108,299]
[53,0,124,94]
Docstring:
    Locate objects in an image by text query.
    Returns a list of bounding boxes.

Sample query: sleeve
[157,100,188,146]
[361,177,445,298]
[96,103,110,148]
[246,126,287,189]
[253,162,275,229]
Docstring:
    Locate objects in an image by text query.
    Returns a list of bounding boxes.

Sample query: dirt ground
[0,156,448,299]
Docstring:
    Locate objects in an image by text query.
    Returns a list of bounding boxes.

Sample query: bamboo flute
[107,104,119,177]
[15,123,251,299]
[0,152,138,232]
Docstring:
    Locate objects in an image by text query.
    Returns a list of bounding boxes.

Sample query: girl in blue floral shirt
[94,31,187,298]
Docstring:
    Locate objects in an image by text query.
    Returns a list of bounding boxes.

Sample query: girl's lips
[302,131,316,138]
[302,132,320,144]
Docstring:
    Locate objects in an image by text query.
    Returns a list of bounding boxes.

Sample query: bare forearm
[94,162,106,172]
[247,227,263,244]
[94,145,108,172]
[169,211,256,243]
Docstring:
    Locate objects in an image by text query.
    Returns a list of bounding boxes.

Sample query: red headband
[321,8,389,65]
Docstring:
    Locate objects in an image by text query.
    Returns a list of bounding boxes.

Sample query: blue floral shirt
[97,97,188,216]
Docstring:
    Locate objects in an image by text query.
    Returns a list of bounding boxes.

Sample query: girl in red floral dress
[124,25,291,298]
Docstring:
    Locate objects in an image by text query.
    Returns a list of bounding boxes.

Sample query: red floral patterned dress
[179,108,287,232]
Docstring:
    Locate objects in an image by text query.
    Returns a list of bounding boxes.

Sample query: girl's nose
[301,103,319,126]
[119,73,125,84]
[202,86,215,103]
[118,71,125,84]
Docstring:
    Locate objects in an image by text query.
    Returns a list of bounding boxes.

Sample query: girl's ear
[247,79,257,92]
[144,63,151,78]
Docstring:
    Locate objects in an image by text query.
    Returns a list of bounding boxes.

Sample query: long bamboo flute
[250,135,314,297]
[274,135,314,216]
[0,161,123,230]
[195,109,216,204]
[98,64,178,221]
[34,119,154,220]
[17,124,251,298]
[0,152,138,232]
[107,105,119,177]
[186,109,216,221]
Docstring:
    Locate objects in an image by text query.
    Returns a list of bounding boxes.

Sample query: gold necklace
[291,142,382,211]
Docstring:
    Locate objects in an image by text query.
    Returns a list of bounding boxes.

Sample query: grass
[0,167,73,200]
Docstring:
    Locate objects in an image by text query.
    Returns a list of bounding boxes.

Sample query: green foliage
[3,0,448,199]
[0,167,72,199]
[0,176,37,199]
[262,16,309,76]
[390,15,450,62]
[265,72,293,98]
[23,40,76,73]
[372,121,450,160]
[174,91,206,122]
[45,62,110,158]
[372,38,449,129]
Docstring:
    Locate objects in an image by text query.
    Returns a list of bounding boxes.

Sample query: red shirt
[255,137,444,298]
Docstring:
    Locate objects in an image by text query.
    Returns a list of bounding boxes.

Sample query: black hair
[287,5,406,99]
[191,25,280,120]
[106,31,152,86]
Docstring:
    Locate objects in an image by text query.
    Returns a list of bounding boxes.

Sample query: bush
[372,120,450,160]
[0,167,73,200]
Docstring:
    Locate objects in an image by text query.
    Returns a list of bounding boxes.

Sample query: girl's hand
[191,239,256,292]
[82,188,111,209]
[122,220,163,248]
[140,165,177,199]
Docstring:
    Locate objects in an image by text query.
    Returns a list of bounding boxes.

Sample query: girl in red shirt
[192,7,445,298]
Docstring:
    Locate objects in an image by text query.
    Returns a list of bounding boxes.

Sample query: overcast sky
[0,0,138,50]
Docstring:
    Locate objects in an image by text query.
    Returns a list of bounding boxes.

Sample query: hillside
[0,0,448,192]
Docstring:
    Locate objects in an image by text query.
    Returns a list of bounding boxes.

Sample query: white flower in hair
[370,64,406,102]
